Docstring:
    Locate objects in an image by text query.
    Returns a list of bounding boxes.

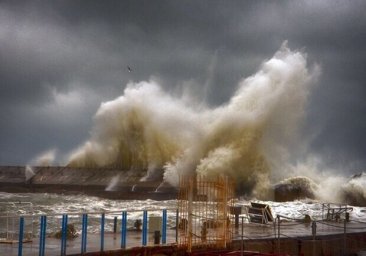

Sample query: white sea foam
[1,193,366,229]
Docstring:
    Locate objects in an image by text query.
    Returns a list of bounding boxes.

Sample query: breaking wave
[67,42,319,198]
[273,173,366,206]
[340,173,366,206]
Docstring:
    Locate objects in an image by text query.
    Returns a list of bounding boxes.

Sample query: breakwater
[0,166,177,200]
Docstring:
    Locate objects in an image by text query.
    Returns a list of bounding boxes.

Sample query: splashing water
[31,149,57,166]
[67,42,320,199]
[25,165,35,181]
[105,174,120,191]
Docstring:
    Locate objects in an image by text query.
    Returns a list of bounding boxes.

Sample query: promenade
[1,218,366,256]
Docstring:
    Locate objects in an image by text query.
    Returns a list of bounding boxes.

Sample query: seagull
[127,66,132,72]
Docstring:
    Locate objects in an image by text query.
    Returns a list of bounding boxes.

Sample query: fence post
[277,216,280,254]
[61,214,68,256]
[162,209,167,244]
[121,211,127,249]
[81,213,88,254]
[100,213,105,252]
[142,210,148,246]
[344,219,347,256]
[241,216,244,256]
[312,221,317,256]
[113,216,118,233]
[39,216,44,256]
[18,217,24,256]
[39,216,46,256]
[175,209,179,243]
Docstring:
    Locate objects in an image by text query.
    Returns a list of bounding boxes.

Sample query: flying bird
[127,66,132,72]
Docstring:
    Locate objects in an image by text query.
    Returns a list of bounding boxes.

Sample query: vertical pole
[81,214,84,254]
[42,216,47,255]
[235,210,240,228]
[312,221,317,256]
[39,216,47,256]
[113,216,118,233]
[162,209,167,244]
[187,178,193,252]
[39,216,44,256]
[61,214,68,256]
[81,214,88,254]
[344,218,347,256]
[277,216,280,254]
[142,210,148,246]
[241,216,244,256]
[61,215,65,256]
[121,211,127,249]
[175,209,179,243]
[100,213,105,252]
[18,217,24,256]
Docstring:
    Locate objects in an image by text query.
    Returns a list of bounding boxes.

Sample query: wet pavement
[2,220,366,256]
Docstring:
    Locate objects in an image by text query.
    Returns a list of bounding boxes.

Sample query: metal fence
[234,209,366,256]
[0,208,178,256]
[1,202,366,256]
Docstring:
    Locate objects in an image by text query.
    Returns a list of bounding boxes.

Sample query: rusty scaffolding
[177,175,235,251]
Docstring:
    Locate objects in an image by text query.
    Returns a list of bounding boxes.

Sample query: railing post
[100,213,105,252]
[81,213,88,254]
[39,216,46,256]
[162,209,167,244]
[61,214,68,256]
[18,217,24,256]
[344,218,347,256]
[175,209,179,243]
[142,210,148,246]
[121,211,127,249]
[277,215,280,254]
[113,216,118,233]
[241,216,244,256]
[312,221,317,256]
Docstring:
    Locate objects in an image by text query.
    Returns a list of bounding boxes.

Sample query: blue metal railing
[121,211,127,248]
[162,209,167,244]
[0,208,176,256]
[81,213,88,254]
[142,210,148,246]
[61,214,68,256]
[100,213,105,252]
[39,215,47,256]
[18,217,24,256]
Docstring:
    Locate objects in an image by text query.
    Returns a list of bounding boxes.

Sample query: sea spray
[274,173,366,206]
[339,173,366,205]
[31,149,57,166]
[67,42,318,198]
[25,165,35,181]
[105,174,121,191]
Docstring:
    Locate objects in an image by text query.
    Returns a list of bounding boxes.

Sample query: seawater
[1,192,366,228]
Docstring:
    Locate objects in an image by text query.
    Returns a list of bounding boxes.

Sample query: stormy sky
[0,0,365,175]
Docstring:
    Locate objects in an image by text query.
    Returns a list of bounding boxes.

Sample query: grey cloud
[0,0,365,173]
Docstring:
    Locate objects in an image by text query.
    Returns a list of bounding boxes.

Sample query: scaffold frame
[177,175,235,251]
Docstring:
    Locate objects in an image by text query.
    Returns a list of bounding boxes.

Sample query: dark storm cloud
[0,0,365,173]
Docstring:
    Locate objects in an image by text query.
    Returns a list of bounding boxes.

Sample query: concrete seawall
[0,166,177,200]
